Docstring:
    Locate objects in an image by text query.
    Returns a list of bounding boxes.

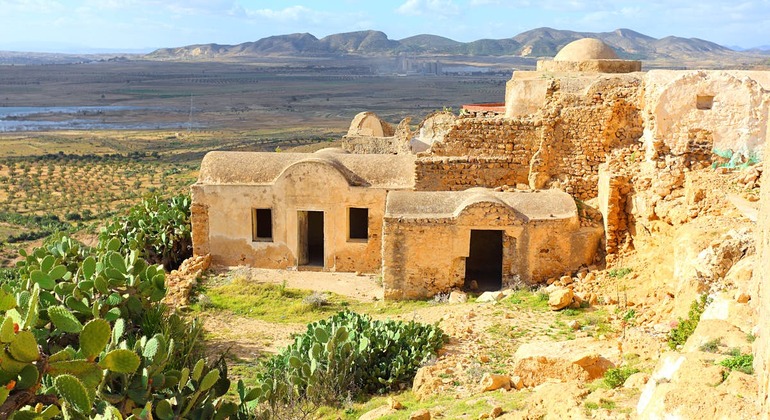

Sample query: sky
[1,0,769,53]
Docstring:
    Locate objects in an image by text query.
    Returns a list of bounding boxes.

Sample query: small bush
[251,311,447,417]
[608,267,632,278]
[603,366,640,388]
[668,294,709,350]
[718,353,754,375]
[699,338,722,353]
[302,291,330,309]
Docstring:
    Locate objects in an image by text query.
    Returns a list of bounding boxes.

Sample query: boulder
[409,409,431,420]
[479,373,511,392]
[548,288,574,310]
[412,365,442,399]
[512,338,617,387]
[637,352,759,418]
[448,290,468,304]
[477,291,504,303]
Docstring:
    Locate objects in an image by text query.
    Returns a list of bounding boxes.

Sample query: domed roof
[554,38,618,61]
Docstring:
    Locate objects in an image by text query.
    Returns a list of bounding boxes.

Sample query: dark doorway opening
[298,210,324,267]
[464,230,503,291]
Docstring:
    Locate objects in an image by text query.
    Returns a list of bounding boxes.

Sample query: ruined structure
[341,111,412,154]
[382,189,601,299]
[193,38,770,302]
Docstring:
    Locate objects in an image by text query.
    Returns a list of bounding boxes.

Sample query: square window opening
[696,95,714,110]
[252,208,273,241]
[348,207,369,240]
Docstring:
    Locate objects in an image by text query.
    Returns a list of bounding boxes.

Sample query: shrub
[252,311,447,417]
[719,353,754,375]
[608,267,632,278]
[99,193,192,270]
[667,294,709,350]
[699,338,722,353]
[603,366,640,388]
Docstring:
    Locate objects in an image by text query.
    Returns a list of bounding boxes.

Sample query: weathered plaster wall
[536,60,641,74]
[643,71,769,160]
[193,161,389,273]
[382,203,525,299]
[382,191,601,299]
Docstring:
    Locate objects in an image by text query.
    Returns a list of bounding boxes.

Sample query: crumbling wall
[417,74,644,200]
[342,112,410,154]
[416,156,529,191]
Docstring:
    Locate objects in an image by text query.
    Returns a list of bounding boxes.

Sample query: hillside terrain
[146,27,769,68]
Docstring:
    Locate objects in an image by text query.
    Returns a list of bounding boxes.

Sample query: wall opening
[696,95,714,110]
[251,208,273,241]
[464,229,503,291]
[298,210,324,267]
[348,207,369,240]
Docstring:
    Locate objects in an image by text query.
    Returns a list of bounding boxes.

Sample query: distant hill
[146,27,746,62]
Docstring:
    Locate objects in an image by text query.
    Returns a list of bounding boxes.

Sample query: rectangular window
[696,95,714,110]
[252,208,273,241]
[348,207,368,240]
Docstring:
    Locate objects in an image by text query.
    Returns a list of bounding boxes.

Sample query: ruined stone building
[192,38,770,301]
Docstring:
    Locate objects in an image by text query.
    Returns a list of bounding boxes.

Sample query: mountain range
[147,27,759,62]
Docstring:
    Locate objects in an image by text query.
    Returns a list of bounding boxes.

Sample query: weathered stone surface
[479,373,511,392]
[448,290,468,304]
[412,365,442,399]
[477,291,504,303]
[638,351,759,419]
[409,409,431,420]
[548,288,574,310]
[512,338,617,387]
[623,372,649,390]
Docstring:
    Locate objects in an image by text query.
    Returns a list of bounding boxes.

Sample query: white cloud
[0,0,65,13]
[469,0,501,5]
[396,0,459,17]
[246,5,316,22]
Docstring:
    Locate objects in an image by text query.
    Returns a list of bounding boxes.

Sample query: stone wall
[428,117,540,158]
[418,74,644,200]
[415,156,530,191]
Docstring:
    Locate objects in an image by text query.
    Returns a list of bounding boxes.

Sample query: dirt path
[210,266,384,301]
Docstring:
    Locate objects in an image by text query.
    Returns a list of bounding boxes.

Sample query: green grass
[607,267,632,279]
[502,289,550,311]
[603,366,640,388]
[192,277,351,324]
[192,276,438,324]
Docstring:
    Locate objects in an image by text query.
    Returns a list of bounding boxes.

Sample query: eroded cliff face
[755,125,770,416]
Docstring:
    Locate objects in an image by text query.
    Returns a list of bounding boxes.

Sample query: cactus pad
[99,349,140,374]
[47,306,83,334]
[80,319,110,360]
[54,374,92,414]
[9,330,40,363]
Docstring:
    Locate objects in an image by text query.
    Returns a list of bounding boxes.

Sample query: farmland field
[0,58,510,264]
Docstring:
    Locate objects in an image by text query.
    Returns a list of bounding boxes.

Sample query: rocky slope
[146,27,750,62]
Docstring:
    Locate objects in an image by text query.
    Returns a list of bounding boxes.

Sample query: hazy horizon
[1,0,769,54]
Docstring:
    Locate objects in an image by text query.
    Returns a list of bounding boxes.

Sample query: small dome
[554,38,618,61]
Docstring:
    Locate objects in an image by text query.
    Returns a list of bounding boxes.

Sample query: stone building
[382,188,602,299]
[191,149,415,273]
